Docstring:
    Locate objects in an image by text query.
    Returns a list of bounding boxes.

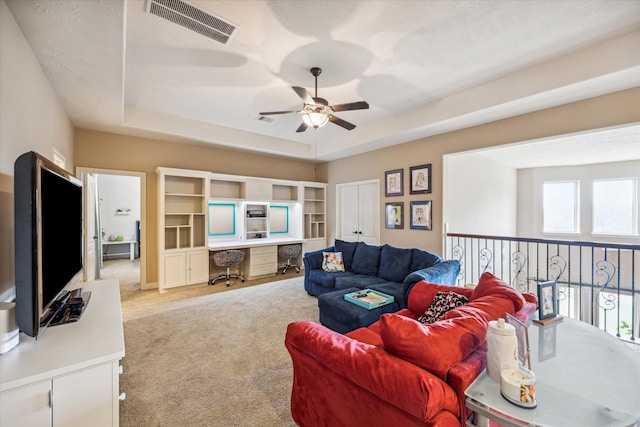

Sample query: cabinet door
[53,362,115,427]
[162,253,186,289]
[0,381,51,427]
[186,250,209,285]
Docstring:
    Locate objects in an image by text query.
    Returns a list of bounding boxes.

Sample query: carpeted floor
[101,259,318,426]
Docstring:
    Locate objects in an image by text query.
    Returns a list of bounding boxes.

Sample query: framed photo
[410,200,432,230]
[385,202,404,229]
[410,164,431,194]
[538,281,557,320]
[506,313,531,370]
[385,169,403,197]
[538,322,557,361]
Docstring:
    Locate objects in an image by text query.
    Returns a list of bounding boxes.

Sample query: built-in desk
[208,238,303,280]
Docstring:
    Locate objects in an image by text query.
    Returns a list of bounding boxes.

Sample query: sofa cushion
[443,294,519,323]
[322,252,345,272]
[379,313,488,381]
[335,239,359,270]
[367,282,405,309]
[334,274,387,290]
[471,272,525,313]
[378,244,413,282]
[409,248,442,273]
[418,291,469,324]
[307,269,353,291]
[351,243,382,276]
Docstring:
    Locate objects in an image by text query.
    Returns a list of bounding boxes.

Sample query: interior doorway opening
[76,167,147,291]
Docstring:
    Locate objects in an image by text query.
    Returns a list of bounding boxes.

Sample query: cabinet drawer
[250,264,276,276]
[250,253,276,266]
[250,246,276,256]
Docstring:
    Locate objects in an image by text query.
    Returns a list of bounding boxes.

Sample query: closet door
[357,182,378,244]
[337,180,379,244]
[339,184,360,241]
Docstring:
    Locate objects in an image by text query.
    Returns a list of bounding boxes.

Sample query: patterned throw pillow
[322,252,345,272]
[418,291,468,324]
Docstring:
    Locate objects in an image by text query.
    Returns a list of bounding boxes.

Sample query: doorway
[76,167,147,291]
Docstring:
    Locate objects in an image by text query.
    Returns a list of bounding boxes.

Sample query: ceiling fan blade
[259,110,300,115]
[292,86,314,105]
[328,115,356,131]
[296,122,308,133]
[330,101,369,112]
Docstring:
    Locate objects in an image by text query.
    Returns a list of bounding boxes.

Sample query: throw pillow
[322,252,345,272]
[417,291,468,324]
[471,272,525,312]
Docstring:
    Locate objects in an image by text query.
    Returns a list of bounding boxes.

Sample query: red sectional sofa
[285,272,538,427]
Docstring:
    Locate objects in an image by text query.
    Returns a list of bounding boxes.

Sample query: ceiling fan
[259,67,369,132]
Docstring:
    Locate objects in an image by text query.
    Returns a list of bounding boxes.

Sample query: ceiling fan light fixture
[303,112,329,128]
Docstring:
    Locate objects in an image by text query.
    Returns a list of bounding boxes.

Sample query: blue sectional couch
[303,240,460,309]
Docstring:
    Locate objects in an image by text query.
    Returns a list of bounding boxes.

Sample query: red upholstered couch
[285,272,538,427]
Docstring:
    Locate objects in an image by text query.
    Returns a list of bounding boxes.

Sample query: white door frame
[76,167,148,290]
[336,179,380,245]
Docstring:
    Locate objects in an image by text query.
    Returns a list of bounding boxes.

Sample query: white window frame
[591,177,637,237]
[542,180,580,235]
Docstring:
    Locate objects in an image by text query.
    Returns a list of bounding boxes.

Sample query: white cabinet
[0,280,124,427]
[0,381,50,427]
[161,249,209,290]
[337,180,379,244]
[247,246,277,279]
[158,168,209,290]
[302,182,327,251]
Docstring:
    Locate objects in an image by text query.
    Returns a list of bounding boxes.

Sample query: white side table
[465,317,640,427]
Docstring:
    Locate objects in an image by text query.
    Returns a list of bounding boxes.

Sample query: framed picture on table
[410,164,431,194]
[385,169,403,197]
[506,313,531,370]
[538,281,557,320]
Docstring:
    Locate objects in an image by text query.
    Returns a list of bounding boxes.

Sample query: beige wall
[0,0,74,300]
[319,88,640,255]
[73,129,320,286]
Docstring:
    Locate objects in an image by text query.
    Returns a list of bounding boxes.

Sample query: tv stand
[0,279,125,427]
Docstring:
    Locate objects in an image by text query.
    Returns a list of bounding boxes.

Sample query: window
[592,178,636,235]
[543,181,579,233]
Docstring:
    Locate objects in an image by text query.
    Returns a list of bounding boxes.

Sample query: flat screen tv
[14,151,83,337]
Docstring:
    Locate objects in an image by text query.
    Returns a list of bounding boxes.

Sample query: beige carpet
[102,260,318,426]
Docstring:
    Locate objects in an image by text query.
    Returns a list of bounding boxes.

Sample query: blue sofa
[303,240,460,309]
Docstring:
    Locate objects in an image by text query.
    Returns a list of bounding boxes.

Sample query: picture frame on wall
[385,169,403,197]
[537,281,558,320]
[410,200,432,230]
[410,164,431,194]
[385,202,404,229]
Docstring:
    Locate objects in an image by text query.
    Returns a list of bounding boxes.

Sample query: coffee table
[465,317,640,427]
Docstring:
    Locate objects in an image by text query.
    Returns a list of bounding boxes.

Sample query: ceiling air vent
[146,0,238,45]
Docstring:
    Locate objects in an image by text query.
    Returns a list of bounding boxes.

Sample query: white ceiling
[6,0,640,164]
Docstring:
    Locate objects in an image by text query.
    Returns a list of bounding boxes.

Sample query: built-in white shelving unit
[157,168,210,291]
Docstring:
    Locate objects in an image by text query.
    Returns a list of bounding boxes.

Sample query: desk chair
[211,250,245,287]
[278,244,301,274]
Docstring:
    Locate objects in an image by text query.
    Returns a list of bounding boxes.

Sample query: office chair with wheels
[278,244,301,274]
[211,249,245,287]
